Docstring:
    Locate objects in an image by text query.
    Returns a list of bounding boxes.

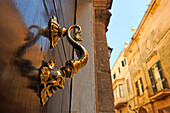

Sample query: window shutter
[139,78,144,93]
[157,61,168,89]
[135,81,140,96]
[118,67,120,73]
[157,61,164,79]
[113,73,116,79]
[148,68,157,94]
[119,84,124,97]
[126,79,130,93]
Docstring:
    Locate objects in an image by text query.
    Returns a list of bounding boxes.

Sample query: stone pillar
[94,0,115,112]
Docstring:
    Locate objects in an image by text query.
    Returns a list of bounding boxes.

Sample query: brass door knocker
[39,16,89,106]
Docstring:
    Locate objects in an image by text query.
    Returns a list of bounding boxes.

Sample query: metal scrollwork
[40,16,89,106]
[42,16,67,48]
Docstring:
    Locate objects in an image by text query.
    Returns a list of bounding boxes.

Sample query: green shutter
[157,61,164,79]
[157,61,168,89]
[148,68,157,94]
[139,78,144,93]
[135,81,140,96]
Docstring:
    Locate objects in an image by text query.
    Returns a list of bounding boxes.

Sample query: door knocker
[39,16,89,106]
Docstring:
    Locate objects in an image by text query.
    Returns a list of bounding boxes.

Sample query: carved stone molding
[94,0,112,31]
[94,0,112,10]
[95,9,111,31]
[144,51,158,63]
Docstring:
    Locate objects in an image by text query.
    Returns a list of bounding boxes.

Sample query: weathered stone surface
[93,0,115,112]
[122,0,170,113]
[97,71,114,111]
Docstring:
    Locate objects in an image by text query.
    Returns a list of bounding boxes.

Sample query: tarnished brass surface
[39,60,65,106]
[0,0,76,112]
[43,16,67,49]
[66,25,89,77]
[39,17,89,106]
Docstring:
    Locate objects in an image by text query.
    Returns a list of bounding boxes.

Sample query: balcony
[114,97,127,109]
[150,89,170,101]
[112,78,125,89]
[150,78,170,101]
[113,78,127,109]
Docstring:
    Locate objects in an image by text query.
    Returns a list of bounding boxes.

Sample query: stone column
[94,1,115,112]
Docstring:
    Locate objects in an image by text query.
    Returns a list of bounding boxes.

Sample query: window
[116,86,119,99]
[119,84,124,97]
[118,67,120,73]
[135,81,140,96]
[126,79,131,93]
[124,58,126,65]
[122,61,125,67]
[114,90,117,101]
[148,61,168,94]
[135,77,144,96]
[122,58,126,67]
[114,84,125,100]
[113,73,116,79]
[139,78,144,93]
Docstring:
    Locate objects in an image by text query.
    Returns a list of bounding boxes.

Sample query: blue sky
[107,0,151,69]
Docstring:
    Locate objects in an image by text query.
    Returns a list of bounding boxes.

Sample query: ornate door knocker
[39,16,89,106]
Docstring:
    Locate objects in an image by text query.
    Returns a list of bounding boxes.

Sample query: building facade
[111,0,170,113]
[111,42,135,113]
[0,0,114,113]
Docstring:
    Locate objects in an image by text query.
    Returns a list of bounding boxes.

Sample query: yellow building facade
[111,0,170,112]
[111,42,135,113]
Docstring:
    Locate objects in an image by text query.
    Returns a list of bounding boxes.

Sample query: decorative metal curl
[42,16,66,48]
[39,16,88,106]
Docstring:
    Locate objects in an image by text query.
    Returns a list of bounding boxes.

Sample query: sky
[106,0,152,69]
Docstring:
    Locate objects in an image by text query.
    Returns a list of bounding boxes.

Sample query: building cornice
[94,0,113,31]
[95,9,111,31]
[124,0,158,56]
[94,0,113,10]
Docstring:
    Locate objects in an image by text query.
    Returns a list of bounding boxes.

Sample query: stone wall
[93,0,115,113]
[124,0,170,112]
